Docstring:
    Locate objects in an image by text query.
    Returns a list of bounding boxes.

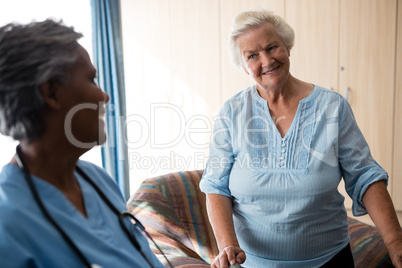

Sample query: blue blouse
[0,160,164,268]
[200,85,388,267]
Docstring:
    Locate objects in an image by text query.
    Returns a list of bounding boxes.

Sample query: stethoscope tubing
[15,145,93,267]
[15,145,173,268]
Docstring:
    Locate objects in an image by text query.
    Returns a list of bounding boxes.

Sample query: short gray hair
[0,19,83,141]
[228,9,295,69]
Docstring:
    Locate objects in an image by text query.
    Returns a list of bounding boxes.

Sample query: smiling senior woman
[0,20,164,268]
[200,9,402,268]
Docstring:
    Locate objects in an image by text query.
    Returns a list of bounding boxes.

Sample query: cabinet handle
[345,87,350,102]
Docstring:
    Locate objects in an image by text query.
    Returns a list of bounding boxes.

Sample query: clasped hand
[211,246,246,268]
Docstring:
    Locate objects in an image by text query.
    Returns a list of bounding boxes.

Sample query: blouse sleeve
[337,97,388,216]
[199,104,234,197]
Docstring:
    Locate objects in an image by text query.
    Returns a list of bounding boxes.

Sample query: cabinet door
[285,0,339,91]
[219,0,285,101]
[393,0,402,211]
[339,0,396,188]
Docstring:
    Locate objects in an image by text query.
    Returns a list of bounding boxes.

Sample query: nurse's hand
[211,245,246,268]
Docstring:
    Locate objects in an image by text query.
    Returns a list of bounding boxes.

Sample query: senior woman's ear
[39,80,62,110]
[243,66,250,76]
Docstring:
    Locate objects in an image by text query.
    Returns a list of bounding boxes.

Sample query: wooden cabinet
[286,0,398,209]
[339,0,397,208]
[339,0,396,177]
[286,0,339,91]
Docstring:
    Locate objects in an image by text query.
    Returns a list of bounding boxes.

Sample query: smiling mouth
[262,66,279,75]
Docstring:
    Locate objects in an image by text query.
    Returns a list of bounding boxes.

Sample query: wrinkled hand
[211,246,246,268]
[388,239,402,268]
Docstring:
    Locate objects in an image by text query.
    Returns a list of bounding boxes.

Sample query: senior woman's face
[61,45,109,148]
[238,22,290,92]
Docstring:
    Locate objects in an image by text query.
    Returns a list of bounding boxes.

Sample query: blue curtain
[91,0,129,199]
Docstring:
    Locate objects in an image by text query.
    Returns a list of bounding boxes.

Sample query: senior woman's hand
[211,245,246,268]
[362,181,402,268]
[388,238,402,268]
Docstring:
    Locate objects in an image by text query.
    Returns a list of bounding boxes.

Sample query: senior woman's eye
[267,46,277,52]
[248,54,257,60]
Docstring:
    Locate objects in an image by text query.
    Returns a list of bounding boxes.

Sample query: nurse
[0,19,164,268]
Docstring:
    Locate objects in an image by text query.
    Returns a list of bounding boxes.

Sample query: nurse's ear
[39,80,62,110]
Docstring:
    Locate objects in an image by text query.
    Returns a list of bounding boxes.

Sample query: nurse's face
[61,45,109,147]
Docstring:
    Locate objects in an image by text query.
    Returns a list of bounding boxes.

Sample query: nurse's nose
[103,91,110,104]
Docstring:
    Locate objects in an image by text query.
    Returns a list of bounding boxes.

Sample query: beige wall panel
[285,0,339,91]
[219,0,285,102]
[121,0,174,192]
[169,0,221,116]
[339,0,396,177]
[121,1,222,191]
[168,0,221,169]
[120,0,172,106]
[393,0,402,210]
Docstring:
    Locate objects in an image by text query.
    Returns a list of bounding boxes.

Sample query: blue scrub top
[0,160,164,268]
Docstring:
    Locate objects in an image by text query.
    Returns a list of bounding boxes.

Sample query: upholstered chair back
[127,170,218,267]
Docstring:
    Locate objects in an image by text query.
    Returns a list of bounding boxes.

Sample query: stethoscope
[15,145,173,268]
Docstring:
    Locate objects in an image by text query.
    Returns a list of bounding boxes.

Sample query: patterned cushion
[127,170,217,266]
[348,217,393,267]
[127,170,392,267]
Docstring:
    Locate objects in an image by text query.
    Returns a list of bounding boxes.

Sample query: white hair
[228,9,295,69]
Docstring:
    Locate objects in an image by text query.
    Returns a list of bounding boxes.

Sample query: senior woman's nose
[260,51,272,66]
